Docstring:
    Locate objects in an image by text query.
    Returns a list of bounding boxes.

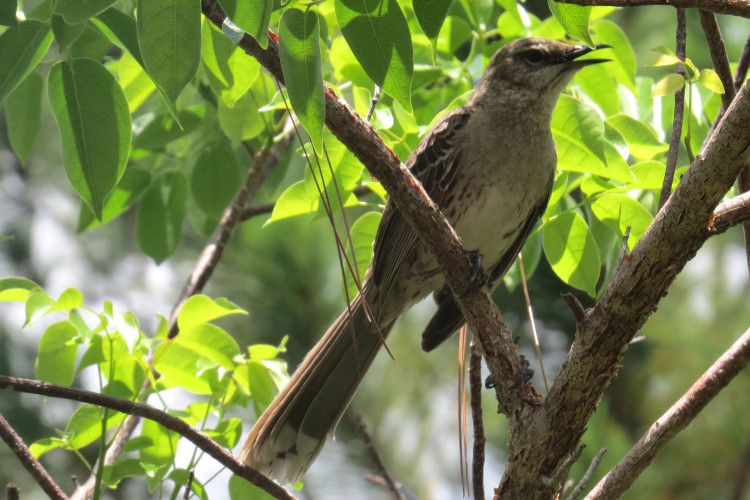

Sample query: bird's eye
[524,49,544,65]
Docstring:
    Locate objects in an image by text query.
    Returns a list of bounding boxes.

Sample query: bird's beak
[558,43,612,67]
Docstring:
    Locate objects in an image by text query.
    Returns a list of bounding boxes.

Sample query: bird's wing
[371,107,473,295]
[420,181,552,352]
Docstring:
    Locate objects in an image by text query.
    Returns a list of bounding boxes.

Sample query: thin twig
[6,484,20,500]
[469,339,486,500]
[0,376,297,500]
[167,128,294,338]
[183,469,195,500]
[708,191,750,234]
[458,326,470,495]
[659,9,686,210]
[365,85,382,122]
[354,412,405,500]
[564,448,606,500]
[0,412,69,500]
[585,327,750,499]
[518,254,548,392]
[610,226,632,281]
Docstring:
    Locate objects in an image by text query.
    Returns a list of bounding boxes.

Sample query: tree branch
[470,340,486,500]
[0,376,297,500]
[709,191,750,233]
[0,412,68,500]
[556,0,750,18]
[585,326,750,499]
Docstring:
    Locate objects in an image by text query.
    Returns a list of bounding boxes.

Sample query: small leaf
[551,94,607,164]
[176,324,241,370]
[36,321,79,385]
[0,20,53,101]
[51,14,86,50]
[651,45,677,57]
[5,71,42,165]
[48,58,131,219]
[139,418,179,491]
[413,0,454,39]
[189,141,240,217]
[606,114,668,161]
[93,7,144,67]
[547,0,593,46]
[229,474,274,500]
[699,68,725,94]
[590,194,653,250]
[218,0,272,48]
[53,0,116,24]
[177,294,247,332]
[137,169,187,263]
[77,167,152,231]
[344,211,380,299]
[29,438,67,459]
[279,8,325,151]
[137,0,201,104]
[118,50,156,111]
[646,54,682,67]
[133,110,202,150]
[202,19,259,106]
[651,73,685,97]
[336,0,413,113]
[0,276,39,302]
[542,211,600,297]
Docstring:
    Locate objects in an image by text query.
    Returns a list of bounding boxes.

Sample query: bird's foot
[463,249,488,295]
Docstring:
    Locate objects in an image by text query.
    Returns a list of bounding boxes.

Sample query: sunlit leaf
[542,211,600,296]
[218,0,272,48]
[699,68,724,95]
[0,20,52,101]
[36,321,79,385]
[547,0,593,46]
[651,73,685,97]
[53,0,116,23]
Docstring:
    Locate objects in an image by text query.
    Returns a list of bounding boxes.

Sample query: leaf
[51,14,86,50]
[93,7,144,68]
[137,169,187,263]
[177,324,241,370]
[29,437,67,459]
[218,0,272,48]
[279,8,325,151]
[177,294,247,332]
[247,359,278,415]
[48,58,131,219]
[189,141,240,217]
[24,289,54,328]
[36,321,79,385]
[344,211,380,299]
[0,20,53,102]
[646,53,682,68]
[590,193,653,250]
[335,0,413,113]
[699,68,725,95]
[53,0,116,24]
[77,167,151,231]
[133,110,202,150]
[268,180,316,223]
[229,474,274,500]
[205,418,242,449]
[0,0,17,27]
[139,418,179,491]
[0,276,39,302]
[118,50,156,111]
[551,94,607,164]
[606,114,668,161]
[413,0,454,39]
[154,342,212,394]
[542,211,600,297]
[5,71,42,165]
[547,0,593,46]
[202,19,259,107]
[651,73,685,97]
[48,288,83,313]
[136,0,201,104]
[65,403,125,449]
[592,19,636,92]
[217,90,267,145]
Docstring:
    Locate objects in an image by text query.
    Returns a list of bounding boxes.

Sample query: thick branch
[585,327,750,499]
[201,1,528,413]
[557,0,750,18]
[0,412,68,500]
[0,376,296,500]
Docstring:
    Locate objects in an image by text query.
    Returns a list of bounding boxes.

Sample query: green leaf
[591,19,636,92]
[218,0,272,48]
[53,0,116,24]
[344,211,380,299]
[268,180,316,222]
[93,7,144,68]
[136,0,200,104]
[24,289,54,328]
[229,474,274,500]
[0,20,53,102]
[118,50,156,111]
[205,418,242,449]
[547,0,593,46]
[606,114,667,161]
[651,73,685,97]
[137,169,187,263]
[48,288,83,313]
[247,359,278,415]
[104,458,143,487]
[154,342,212,394]
[189,141,240,218]
[542,211,600,296]
[247,344,283,360]
[36,321,79,385]
[0,277,39,302]
[65,403,124,449]
[176,324,241,370]
[413,0,454,39]
[5,71,42,165]
[29,437,67,459]
[202,19,259,107]
[646,53,682,68]
[217,90,266,145]
[139,418,179,491]
[335,0,413,113]
[77,167,152,231]
[279,8,325,151]
[552,94,607,164]
[133,110,202,150]
[0,0,17,27]
[48,58,131,220]
[177,294,247,332]
[590,193,653,250]
[699,68,725,94]
[51,14,86,50]
[630,160,668,190]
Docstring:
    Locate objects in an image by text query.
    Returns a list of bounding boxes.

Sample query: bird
[239,36,610,483]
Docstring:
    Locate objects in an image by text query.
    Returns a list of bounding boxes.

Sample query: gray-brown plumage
[239,36,609,483]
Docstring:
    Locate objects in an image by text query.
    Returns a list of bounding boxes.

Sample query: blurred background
[2,3,750,500]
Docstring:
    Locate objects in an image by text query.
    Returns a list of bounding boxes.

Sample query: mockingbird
[240,36,609,483]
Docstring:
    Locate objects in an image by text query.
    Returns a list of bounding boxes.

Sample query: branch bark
[556,0,750,18]
[0,376,297,500]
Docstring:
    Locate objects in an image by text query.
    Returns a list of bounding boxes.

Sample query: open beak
[558,43,612,67]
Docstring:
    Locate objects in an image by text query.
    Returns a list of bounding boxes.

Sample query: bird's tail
[239,288,393,483]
